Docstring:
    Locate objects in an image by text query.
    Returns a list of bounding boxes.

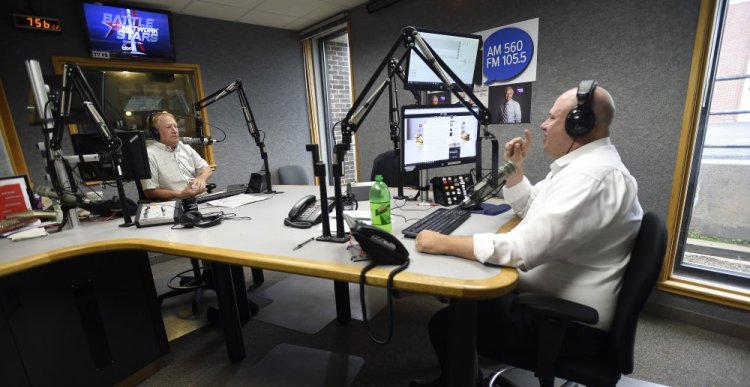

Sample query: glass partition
[51,56,214,166]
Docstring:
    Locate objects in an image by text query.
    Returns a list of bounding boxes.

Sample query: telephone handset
[344,214,409,264]
[284,194,334,229]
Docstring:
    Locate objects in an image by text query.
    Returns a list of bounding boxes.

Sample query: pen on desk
[293,237,315,251]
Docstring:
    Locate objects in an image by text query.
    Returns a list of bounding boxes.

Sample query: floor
[146,255,750,386]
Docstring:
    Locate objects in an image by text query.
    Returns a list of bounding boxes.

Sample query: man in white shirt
[412,83,642,386]
[140,111,212,200]
[499,86,522,123]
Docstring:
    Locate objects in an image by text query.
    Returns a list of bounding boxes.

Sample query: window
[301,22,358,186]
[665,0,750,309]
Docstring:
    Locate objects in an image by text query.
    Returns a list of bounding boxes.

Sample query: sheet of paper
[8,227,47,241]
[207,194,268,208]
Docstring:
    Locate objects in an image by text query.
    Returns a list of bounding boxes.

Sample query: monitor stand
[418,170,430,204]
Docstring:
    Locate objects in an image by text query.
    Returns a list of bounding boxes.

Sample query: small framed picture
[0,175,33,219]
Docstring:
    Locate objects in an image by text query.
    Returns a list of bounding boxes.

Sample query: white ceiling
[128,0,369,31]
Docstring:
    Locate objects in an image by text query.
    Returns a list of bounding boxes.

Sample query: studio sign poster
[478,18,539,85]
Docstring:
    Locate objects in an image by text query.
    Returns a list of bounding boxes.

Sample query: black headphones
[565,80,598,138]
[146,111,164,141]
[179,211,222,228]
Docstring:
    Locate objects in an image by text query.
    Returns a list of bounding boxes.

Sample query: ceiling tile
[256,0,324,17]
[126,0,192,13]
[181,0,249,21]
[199,0,265,9]
[303,2,346,20]
[238,10,297,29]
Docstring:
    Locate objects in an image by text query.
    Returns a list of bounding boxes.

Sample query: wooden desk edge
[0,237,518,299]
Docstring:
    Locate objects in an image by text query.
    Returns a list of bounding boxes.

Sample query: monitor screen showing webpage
[405,29,481,91]
[401,105,479,172]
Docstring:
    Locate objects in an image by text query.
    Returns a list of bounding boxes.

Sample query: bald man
[411,83,642,386]
[499,86,522,123]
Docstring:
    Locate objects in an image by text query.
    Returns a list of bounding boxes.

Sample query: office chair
[371,150,419,187]
[278,164,311,185]
[136,179,214,316]
[486,212,667,387]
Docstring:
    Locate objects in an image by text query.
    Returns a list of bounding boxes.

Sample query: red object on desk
[0,184,28,219]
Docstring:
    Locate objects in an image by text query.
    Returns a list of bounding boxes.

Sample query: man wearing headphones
[412,82,643,386]
[141,111,212,200]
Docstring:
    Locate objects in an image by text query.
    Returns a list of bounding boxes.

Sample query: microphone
[34,185,82,204]
[460,161,517,209]
[181,137,216,145]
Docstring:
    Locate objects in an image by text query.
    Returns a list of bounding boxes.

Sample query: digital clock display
[13,14,62,33]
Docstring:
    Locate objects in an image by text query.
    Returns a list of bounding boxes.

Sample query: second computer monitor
[401,105,480,172]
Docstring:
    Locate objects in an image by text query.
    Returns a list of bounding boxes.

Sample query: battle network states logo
[100,8,159,55]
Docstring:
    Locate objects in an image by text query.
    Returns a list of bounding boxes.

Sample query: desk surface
[0,185,518,299]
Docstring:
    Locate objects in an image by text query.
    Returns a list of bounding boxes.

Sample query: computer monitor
[401,105,480,172]
[405,29,482,91]
[71,130,151,182]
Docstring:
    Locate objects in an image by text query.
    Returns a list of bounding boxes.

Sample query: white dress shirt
[141,141,209,192]
[473,137,643,330]
[501,99,522,123]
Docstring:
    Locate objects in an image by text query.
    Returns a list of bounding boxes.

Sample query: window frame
[663,0,750,310]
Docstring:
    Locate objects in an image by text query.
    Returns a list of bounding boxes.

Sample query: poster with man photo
[489,82,532,124]
[427,91,451,105]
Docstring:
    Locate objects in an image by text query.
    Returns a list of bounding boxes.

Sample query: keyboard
[196,187,247,203]
[402,208,471,238]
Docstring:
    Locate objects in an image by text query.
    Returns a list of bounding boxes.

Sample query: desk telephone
[284,195,335,229]
[344,214,409,345]
[344,214,408,265]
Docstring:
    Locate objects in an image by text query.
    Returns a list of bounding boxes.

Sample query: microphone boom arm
[325,27,493,239]
[194,79,274,193]
[48,62,133,227]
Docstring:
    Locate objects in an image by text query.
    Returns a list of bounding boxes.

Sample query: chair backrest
[610,212,667,373]
[134,179,150,203]
[371,149,419,187]
[278,165,310,185]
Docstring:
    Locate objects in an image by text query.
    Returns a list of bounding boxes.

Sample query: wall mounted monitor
[81,2,176,61]
[401,105,480,172]
[405,29,482,91]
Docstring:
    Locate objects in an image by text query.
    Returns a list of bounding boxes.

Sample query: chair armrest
[512,293,599,325]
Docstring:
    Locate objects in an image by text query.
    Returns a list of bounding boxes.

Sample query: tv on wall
[81,2,176,61]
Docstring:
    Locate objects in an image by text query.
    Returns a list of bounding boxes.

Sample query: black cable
[201,120,229,142]
[358,259,410,345]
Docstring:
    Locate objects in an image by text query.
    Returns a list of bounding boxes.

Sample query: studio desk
[0,185,519,386]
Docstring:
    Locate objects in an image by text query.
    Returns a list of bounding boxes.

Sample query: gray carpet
[142,255,750,386]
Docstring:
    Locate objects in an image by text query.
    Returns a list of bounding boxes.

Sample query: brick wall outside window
[324,41,356,183]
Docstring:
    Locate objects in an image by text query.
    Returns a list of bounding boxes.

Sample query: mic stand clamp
[306,144,347,243]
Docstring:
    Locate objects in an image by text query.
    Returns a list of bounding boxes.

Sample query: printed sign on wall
[478,18,539,86]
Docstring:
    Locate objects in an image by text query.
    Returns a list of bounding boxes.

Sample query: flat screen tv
[81,2,176,61]
[401,105,480,172]
[405,29,482,91]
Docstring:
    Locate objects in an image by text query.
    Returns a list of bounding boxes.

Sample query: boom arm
[194,79,273,193]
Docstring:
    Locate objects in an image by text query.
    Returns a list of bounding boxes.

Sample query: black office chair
[486,212,667,387]
[136,179,214,316]
[371,149,419,187]
[278,164,311,185]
